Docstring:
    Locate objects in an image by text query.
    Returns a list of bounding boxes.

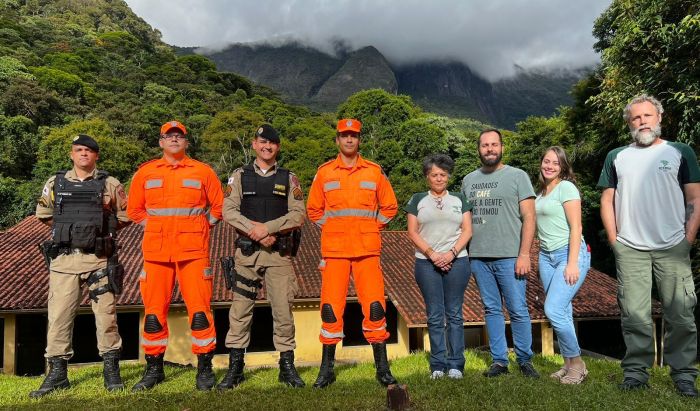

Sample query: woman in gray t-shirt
[405,154,473,379]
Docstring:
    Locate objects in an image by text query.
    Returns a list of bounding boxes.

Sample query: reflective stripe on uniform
[318,259,326,269]
[377,212,392,224]
[142,337,168,346]
[205,211,219,225]
[323,181,341,192]
[139,270,146,280]
[192,336,216,347]
[203,267,213,278]
[145,179,163,189]
[359,181,376,190]
[146,207,206,216]
[138,219,147,227]
[363,325,387,332]
[323,208,378,219]
[182,179,202,189]
[320,328,345,339]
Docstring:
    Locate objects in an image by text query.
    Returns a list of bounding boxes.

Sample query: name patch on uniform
[273,184,286,196]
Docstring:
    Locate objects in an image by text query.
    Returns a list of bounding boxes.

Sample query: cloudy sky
[125,0,611,81]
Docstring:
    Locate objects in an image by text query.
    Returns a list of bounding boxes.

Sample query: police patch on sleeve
[291,174,300,188]
[42,184,49,197]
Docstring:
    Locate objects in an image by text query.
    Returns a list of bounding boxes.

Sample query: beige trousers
[45,270,122,359]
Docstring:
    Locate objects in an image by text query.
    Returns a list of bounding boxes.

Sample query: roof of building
[0,216,655,326]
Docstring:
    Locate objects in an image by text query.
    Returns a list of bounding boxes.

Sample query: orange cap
[160,120,187,135]
[337,118,361,133]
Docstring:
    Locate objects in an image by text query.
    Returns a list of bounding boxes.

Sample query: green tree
[0,114,38,178]
[199,108,265,179]
[588,0,700,147]
[34,118,150,183]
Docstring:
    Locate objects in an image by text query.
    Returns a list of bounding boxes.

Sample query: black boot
[313,344,336,388]
[131,354,165,392]
[372,342,397,387]
[196,352,216,391]
[216,348,245,390]
[278,351,305,388]
[102,350,124,391]
[29,357,70,398]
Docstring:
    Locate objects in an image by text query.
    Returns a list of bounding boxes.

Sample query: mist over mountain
[186,42,588,128]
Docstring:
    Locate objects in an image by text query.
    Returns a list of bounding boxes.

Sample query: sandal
[560,365,588,385]
[549,367,568,381]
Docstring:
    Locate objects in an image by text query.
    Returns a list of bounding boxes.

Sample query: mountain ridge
[182,42,589,128]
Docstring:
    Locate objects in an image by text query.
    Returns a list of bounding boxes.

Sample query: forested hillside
[0,0,490,232]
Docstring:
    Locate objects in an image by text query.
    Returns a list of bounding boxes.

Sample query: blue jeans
[538,241,590,358]
[414,257,471,372]
[471,257,533,365]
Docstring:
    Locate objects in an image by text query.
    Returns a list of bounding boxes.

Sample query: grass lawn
[0,350,696,410]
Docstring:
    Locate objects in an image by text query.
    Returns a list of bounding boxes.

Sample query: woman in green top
[535,146,591,384]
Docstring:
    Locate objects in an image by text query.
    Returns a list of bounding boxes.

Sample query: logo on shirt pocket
[658,160,672,172]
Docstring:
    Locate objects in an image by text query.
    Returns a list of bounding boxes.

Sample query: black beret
[72,134,99,152]
[255,124,280,144]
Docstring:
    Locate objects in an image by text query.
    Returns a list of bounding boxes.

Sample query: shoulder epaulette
[138,158,160,169]
[317,159,335,170]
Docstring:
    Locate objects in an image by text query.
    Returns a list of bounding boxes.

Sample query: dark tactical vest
[51,171,109,250]
[240,165,289,223]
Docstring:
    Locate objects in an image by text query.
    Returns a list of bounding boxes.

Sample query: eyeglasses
[161,133,187,141]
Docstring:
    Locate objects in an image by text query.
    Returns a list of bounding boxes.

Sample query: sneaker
[447,369,463,379]
[430,370,445,380]
[519,362,540,379]
[483,363,509,377]
[618,377,649,391]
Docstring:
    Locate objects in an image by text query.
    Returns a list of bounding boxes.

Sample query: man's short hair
[477,128,503,146]
[623,94,664,123]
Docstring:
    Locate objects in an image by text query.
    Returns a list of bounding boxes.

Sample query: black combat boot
[216,348,245,390]
[278,351,305,388]
[29,357,70,398]
[102,350,124,391]
[196,351,216,391]
[312,344,336,388]
[372,342,397,387]
[131,353,165,392]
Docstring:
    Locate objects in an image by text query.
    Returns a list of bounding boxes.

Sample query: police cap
[255,124,280,144]
[72,134,99,152]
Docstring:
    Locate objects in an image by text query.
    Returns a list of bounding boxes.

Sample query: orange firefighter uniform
[306,154,398,344]
[127,156,223,355]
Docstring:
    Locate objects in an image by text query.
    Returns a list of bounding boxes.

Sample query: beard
[479,151,502,167]
[631,124,661,146]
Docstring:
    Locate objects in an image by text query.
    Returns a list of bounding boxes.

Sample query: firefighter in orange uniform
[306,118,399,388]
[127,121,224,391]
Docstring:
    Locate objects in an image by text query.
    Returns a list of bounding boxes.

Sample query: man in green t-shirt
[598,94,700,397]
[461,129,538,379]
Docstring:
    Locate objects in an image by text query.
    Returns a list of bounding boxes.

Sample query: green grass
[0,350,696,410]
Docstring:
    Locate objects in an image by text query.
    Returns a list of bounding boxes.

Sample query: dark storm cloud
[125,0,610,81]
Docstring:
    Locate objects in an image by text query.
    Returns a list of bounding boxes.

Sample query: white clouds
[125,0,610,80]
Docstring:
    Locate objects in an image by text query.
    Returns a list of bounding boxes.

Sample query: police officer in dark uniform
[219,124,305,389]
[31,135,130,398]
